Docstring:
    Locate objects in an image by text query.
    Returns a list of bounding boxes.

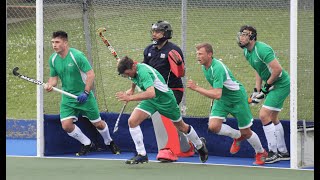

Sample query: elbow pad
[168,49,185,78]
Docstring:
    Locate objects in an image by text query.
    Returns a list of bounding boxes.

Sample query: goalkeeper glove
[77,90,89,103]
[248,88,265,106]
[261,83,274,95]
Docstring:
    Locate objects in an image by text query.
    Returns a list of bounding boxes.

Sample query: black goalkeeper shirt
[143,41,184,90]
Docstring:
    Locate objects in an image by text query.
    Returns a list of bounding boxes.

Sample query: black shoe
[76,142,96,156]
[125,153,149,164]
[278,150,290,160]
[197,137,208,163]
[265,151,280,164]
[107,141,121,155]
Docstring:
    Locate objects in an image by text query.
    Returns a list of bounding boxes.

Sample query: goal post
[36,0,44,157]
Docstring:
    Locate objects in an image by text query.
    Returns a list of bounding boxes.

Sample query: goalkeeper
[143,20,194,162]
[44,31,121,156]
[237,25,290,164]
[116,56,208,164]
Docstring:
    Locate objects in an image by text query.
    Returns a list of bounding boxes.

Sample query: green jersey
[130,63,181,121]
[130,63,174,101]
[243,41,290,86]
[49,48,92,97]
[202,58,244,103]
[49,48,100,121]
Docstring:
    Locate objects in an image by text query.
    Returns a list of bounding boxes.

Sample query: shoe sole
[125,161,149,164]
[230,148,240,154]
[158,158,175,162]
[264,159,281,164]
[253,162,265,166]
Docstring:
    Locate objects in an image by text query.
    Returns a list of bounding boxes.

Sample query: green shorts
[137,98,182,122]
[210,89,253,129]
[60,96,101,122]
[263,83,290,111]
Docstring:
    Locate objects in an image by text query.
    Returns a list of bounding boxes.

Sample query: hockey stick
[12,67,77,99]
[113,102,127,133]
[97,27,129,133]
[97,27,121,62]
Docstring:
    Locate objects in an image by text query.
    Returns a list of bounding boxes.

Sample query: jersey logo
[68,63,74,67]
[148,53,151,57]
[160,53,165,58]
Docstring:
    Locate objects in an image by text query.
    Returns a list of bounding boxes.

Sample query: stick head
[12,67,20,76]
[97,27,106,35]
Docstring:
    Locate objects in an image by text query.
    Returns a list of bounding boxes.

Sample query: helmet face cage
[151,21,173,39]
[238,25,257,41]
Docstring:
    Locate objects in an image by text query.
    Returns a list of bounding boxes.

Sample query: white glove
[248,88,265,106]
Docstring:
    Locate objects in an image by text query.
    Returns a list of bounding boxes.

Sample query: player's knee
[208,124,220,134]
[93,120,105,130]
[240,129,252,139]
[61,124,74,133]
[173,120,189,134]
[128,118,139,128]
[259,113,270,124]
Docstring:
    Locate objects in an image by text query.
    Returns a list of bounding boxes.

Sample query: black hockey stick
[12,67,77,99]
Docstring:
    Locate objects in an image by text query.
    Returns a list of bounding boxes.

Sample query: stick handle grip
[51,86,78,99]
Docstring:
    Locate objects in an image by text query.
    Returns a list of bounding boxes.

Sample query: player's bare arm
[266,59,282,84]
[187,79,222,100]
[126,83,136,95]
[45,76,58,92]
[84,69,95,92]
[255,72,263,91]
[116,86,155,102]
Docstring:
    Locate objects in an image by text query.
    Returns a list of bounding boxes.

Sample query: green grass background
[6,2,314,121]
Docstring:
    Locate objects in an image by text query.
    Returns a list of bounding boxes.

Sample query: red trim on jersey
[171,88,184,92]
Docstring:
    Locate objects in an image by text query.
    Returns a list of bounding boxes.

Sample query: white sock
[67,125,91,145]
[129,126,146,156]
[275,122,288,153]
[217,124,241,139]
[97,121,113,145]
[184,126,202,150]
[262,123,277,153]
[246,131,264,153]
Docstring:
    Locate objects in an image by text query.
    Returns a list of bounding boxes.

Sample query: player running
[187,43,268,165]
[116,56,208,164]
[44,30,121,156]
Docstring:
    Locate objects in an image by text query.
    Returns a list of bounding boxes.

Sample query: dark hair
[52,31,68,41]
[239,25,257,41]
[117,56,134,75]
[196,42,213,54]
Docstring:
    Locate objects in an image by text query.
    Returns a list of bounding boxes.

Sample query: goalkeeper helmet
[151,20,173,45]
